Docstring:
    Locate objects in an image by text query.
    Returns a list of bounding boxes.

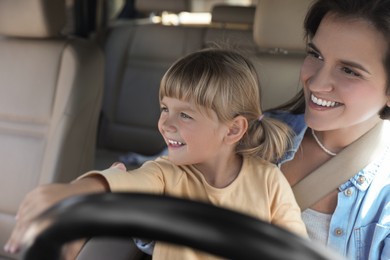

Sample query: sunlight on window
[160,12,212,25]
[161,13,179,25]
[179,12,212,24]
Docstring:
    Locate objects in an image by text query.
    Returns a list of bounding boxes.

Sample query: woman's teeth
[311,94,338,107]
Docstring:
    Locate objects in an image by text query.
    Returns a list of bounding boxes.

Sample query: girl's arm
[269,169,308,238]
[4,175,110,255]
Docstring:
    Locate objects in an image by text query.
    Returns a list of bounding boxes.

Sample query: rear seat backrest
[0,0,103,258]
[252,0,313,110]
[135,0,191,14]
[97,0,206,167]
[212,5,256,25]
[204,4,257,54]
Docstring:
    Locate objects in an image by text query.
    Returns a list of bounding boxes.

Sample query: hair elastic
[258,114,264,122]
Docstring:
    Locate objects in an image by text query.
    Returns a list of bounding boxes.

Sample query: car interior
[0,0,315,259]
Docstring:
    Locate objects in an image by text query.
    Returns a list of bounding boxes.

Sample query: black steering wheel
[21,193,344,260]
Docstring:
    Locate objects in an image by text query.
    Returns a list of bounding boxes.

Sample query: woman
[270,0,390,258]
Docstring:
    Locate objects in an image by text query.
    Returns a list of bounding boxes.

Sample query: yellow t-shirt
[84,156,307,259]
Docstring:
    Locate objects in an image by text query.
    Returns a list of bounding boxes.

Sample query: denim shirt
[270,111,390,260]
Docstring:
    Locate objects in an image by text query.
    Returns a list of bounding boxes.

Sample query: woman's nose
[306,65,335,92]
[301,60,334,92]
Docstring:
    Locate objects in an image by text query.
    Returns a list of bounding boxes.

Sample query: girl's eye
[160,106,168,113]
[180,112,192,119]
[341,67,361,77]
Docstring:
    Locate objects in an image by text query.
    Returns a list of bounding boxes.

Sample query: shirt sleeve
[78,160,167,194]
[380,236,390,259]
[268,168,308,238]
[133,238,155,255]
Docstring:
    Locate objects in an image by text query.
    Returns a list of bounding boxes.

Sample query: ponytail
[237,116,293,163]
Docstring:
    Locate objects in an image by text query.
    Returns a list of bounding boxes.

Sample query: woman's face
[300,13,390,132]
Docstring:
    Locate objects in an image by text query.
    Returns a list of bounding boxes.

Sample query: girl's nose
[159,115,177,133]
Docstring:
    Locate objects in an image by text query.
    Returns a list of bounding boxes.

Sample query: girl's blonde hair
[159,48,292,162]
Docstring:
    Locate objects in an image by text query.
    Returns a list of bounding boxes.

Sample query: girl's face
[300,14,390,132]
[158,96,229,166]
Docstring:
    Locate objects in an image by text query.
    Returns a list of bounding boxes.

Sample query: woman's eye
[342,67,361,77]
[160,107,168,113]
[307,49,323,60]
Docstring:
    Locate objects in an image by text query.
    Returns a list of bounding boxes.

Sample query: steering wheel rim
[21,193,344,260]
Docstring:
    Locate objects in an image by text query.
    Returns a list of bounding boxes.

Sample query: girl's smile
[158,96,229,167]
[167,139,186,147]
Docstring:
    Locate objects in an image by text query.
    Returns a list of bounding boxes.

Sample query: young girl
[5,48,307,259]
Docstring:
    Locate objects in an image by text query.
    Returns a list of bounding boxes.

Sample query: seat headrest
[253,0,313,53]
[0,0,65,38]
[135,0,191,14]
[211,5,256,25]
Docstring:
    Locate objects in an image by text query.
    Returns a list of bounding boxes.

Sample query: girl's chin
[166,155,186,165]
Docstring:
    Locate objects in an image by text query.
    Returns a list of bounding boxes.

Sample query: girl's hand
[4,177,108,255]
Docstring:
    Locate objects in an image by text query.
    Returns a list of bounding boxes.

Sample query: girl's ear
[225,115,248,145]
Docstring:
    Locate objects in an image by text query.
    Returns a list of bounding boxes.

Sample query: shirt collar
[339,146,390,192]
[265,111,306,165]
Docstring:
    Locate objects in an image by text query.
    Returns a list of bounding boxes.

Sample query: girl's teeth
[168,140,184,145]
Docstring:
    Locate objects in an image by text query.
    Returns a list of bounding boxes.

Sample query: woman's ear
[225,115,248,145]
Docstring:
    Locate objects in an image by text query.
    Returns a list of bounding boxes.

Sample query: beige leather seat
[95,0,205,169]
[252,0,313,110]
[0,0,103,258]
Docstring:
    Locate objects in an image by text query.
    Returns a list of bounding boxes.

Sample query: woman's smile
[310,93,340,108]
